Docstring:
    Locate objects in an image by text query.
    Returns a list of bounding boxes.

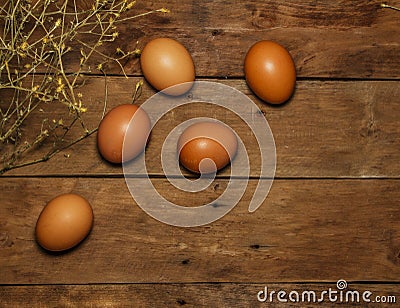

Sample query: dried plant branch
[381,3,400,11]
[0,0,169,174]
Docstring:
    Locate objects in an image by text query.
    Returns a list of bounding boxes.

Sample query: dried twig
[381,3,400,11]
[0,0,168,174]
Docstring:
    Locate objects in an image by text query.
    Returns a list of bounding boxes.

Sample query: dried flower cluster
[0,0,168,173]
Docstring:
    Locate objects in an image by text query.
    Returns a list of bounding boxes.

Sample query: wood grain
[129,0,400,79]
[1,0,400,305]
[121,28,400,79]
[73,0,399,29]
[2,78,399,178]
[0,283,399,307]
[59,25,400,79]
[6,0,400,78]
[1,177,400,284]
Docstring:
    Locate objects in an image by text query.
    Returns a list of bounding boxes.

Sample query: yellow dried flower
[20,41,29,50]
[0,0,173,174]
[77,99,87,113]
[56,84,65,93]
[135,79,143,91]
[158,8,170,13]
[55,18,62,28]
[127,1,136,10]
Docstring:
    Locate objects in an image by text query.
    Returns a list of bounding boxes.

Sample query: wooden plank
[104,0,400,78]
[135,0,400,29]
[61,0,400,29]
[1,177,400,284]
[2,1,399,306]
[2,0,400,78]
[120,28,400,79]
[0,283,399,307]
[2,78,399,177]
[59,26,400,79]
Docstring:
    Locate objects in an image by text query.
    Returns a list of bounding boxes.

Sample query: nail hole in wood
[177,299,187,305]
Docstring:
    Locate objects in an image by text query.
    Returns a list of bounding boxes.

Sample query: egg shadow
[35,234,93,256]
[267,82,298,109]
[146,80,196,101]
[178,159,234,181]
[34,222,94,256]
[245,81,297,109]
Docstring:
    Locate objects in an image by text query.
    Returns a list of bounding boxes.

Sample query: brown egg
[35,193,93,252]
[244,40,296,104]
[140,38,195,96]
[177,122,238,174]
[97,104,151,164]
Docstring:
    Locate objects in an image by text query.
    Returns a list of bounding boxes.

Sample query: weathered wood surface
[2,78,400,178]
[1,178,400,284]
[0,283,399,307]
[71,0,400,78]
[4,0,399,78]
[1,0,400,306]
[62,24,400,79]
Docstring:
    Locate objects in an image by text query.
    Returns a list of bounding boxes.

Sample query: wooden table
[1,0,400,306]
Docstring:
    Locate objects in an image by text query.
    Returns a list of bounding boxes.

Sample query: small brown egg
[244,40,296,104]
[177,122,238,174]
[97,104,151,164]
[140,38,195,96]
[35,193,93,252]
